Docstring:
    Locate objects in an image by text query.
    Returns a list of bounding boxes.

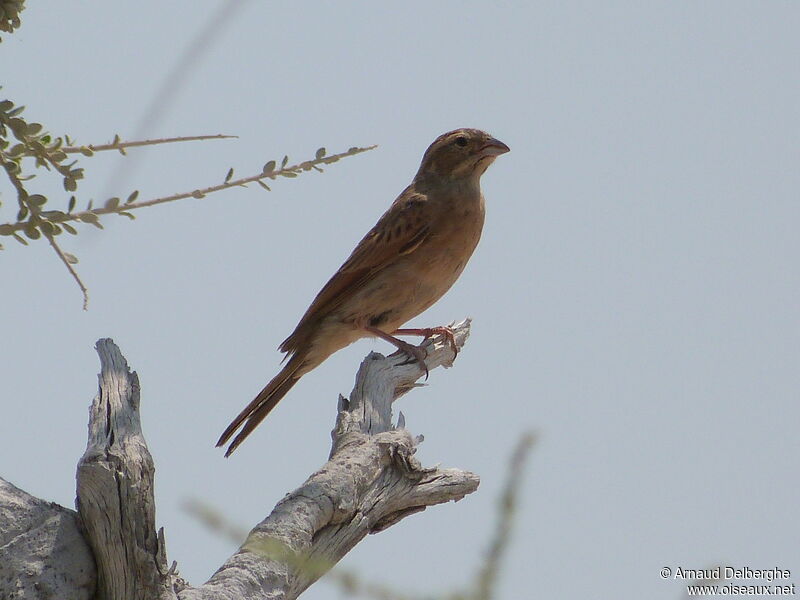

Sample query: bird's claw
[393,326,459,360]
[396,341,430,380]
[428,325,459,359]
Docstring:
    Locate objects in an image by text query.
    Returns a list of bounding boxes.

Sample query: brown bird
[217,128,509,456]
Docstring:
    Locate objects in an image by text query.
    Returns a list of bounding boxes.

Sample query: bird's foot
[365,326,430,379]
[392,326,459,359]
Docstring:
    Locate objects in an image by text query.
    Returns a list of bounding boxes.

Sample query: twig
[44,232,88,310]
[62,134,237,155]
[471,433,537,600]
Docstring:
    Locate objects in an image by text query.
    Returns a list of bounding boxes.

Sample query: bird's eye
[454,136,468,147]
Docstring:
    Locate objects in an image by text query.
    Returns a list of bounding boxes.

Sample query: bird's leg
[365,326,429,380]
[392,326,459,359]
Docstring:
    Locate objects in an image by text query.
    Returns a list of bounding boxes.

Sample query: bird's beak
[479,137,510,157]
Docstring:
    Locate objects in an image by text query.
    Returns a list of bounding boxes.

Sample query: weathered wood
[180,319,479,600]
[2,320,478,600]
[0,477,95,599]
[75,338,180,600]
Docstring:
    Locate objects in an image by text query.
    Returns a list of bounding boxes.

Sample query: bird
[217,128,509,456]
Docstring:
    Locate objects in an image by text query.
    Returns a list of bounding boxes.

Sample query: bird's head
[415,128,509,181]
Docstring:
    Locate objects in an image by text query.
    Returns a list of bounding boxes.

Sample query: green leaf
[225,167,234,182]
[0,224,14,235]
[63,223,78,235]
[39,220,54,233]
[257,180,271,191]
[80,147,94,157]
[104,197,120,210]
[13,233,28,245]
[126,190,139,204]
[280,171,298,178]
[78,212,99,224]
[262,160,276,175]
[118,211,136,220]
[68,196,76,212]
[28,194,47,207]
[63,252,79,264]
[40,210,68,220]
[24,226,41,240]
[281,155,289,168]
[191,190,205,199]
[64,177,77,192]
[27,122,43,135]
[315,147,326,159]
[16,205,28,221]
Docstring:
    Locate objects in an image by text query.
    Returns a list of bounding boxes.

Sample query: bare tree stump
[1,319,479,600]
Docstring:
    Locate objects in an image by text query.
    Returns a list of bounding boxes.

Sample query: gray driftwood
[0,320,478,599]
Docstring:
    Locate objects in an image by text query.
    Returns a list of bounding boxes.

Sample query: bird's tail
[216,354,305,457]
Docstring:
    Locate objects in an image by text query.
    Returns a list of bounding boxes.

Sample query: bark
[0,319,479,600]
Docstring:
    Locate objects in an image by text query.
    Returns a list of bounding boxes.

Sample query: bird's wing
[279,188,431,355]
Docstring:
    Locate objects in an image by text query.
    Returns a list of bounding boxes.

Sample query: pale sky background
[2,3,798,599]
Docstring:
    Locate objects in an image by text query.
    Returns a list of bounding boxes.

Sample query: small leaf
[68,196,76,212]
[0,224,14,235]
[27,122,43,135]
[257,180,271,191]
[126,190,139,204]
[24,226,41,240]
[28,194,47,207]
[80,147,94,157]
[63,252,79,264]
[119,211,136,220]
[63,223,78,235]
[281,155,289,168]
[262,160,276,175]
[225,167,234,182]
[13,233,28,245]
[191,190,205,199]
[64,177,77,192]
[104,197,120,210]
[40,210,67,220]
[17,205,28,221]
[78,212,99,224]
[281,171,298,178]
[315,147,326,160]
